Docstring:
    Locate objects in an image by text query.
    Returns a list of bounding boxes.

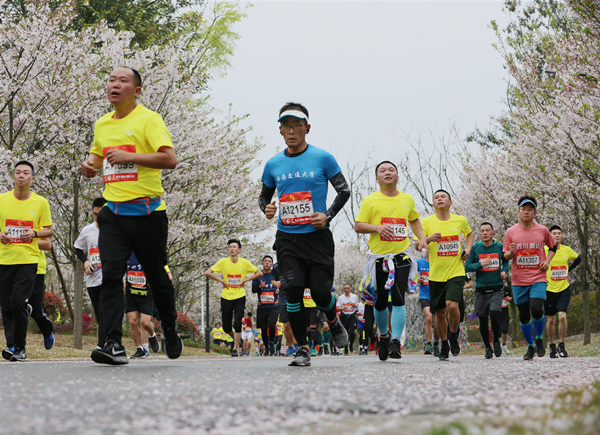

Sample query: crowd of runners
[0,67,580,366]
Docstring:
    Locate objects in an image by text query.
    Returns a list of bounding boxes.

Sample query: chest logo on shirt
[277,171,314,182]
[126,129,133,136]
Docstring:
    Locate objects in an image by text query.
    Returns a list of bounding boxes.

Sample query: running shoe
[502,343,510,355]
[389,339,402,359]
[2,346,15,361]
[91,340,128,365]
[439,340,450,361]
[485,347,493,359]
[424,343,433,355]
[378,333,391,361]
[535,338,545,357]
[148,334,160,353]
[310,347,317,357]
[523,345,536,361]
[493,341,502,358]
[368,338,377,351]
[324,345,330,355]
[450,338,461,356]
[284,347,295,357]
[318,347,323,356]
[10,348,27,362]
[145,348,150,357]
[289,346,311,366]
[558,342,568,358]
[549,343,558,359]
[269,342,276,356]
[329,317,349,348]
[231,349,239,357]
[433,342,440,357]
[131,348,146,359]
[44,333,54,350]
[163,326,184,359]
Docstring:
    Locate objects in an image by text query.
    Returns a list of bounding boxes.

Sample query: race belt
[130,289,148,296]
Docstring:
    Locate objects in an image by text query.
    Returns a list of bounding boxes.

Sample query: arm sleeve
[75,248,87,264]
[569,256,582,272]
[251,278,261,294]
[258,183,276,214]
[326,172,350,220]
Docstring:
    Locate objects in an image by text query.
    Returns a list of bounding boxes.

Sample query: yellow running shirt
[355,190,420,255]
[37,251,47,275]
[211,257,258,300]
[545,245,578,293]
[421,213,472,282]
[90,105,173,208]
[0,191,52,265]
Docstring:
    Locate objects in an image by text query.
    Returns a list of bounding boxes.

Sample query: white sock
[143,343,149,350]
[149,333,156,338]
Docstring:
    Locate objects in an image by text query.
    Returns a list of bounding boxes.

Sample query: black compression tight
[517,298,545,324]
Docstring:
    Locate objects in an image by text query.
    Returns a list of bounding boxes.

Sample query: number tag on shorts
[5,219,33,243]
[437,235,460,257]
[502,297,508,308]
[420,271,429,285]
[103,144,138,183]
[550,266,568,281]
[127,270,146,288]
[479,253,500,272]
[228,274,242,288]
[89,247,101,269]
[260,292,275,304]
[381,217,408,241]
[279,191,314,225]
[516,249,540,268]
[303,288,312,300]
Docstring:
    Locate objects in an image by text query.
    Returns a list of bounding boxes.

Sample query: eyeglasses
[280,123,305,131]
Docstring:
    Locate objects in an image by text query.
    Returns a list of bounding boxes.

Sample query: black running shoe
[318,347,323,356]
[485,347,493,359]
[289,346,311,366]
[269,342,275,356]
[493,341,502,358]
[163,327,184,359]
[149,334,160,353]
[329,317,349,349]
[91,340,128,365]
[549,343,558,359]
[231,349,239,357]
[10,348,27,362]
[524,345,536,360]
[389,339,402,359]
[439,340,450,361]
[450,338,461,356]
[2,347,14,361]
[324,345,330,355]
[535,338,545,357]
[378,333,391,361]
[558,342,568,358]
[131,348,146,359]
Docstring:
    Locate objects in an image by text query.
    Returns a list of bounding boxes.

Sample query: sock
[309,328,318,348]
[143,343,149,350]
[323,330,330,344]
[138,346,144,350]
[448,330,457,342]
[532,315,545,339]
[479,316,490,348]
[490,311,502,342]
[317,331,323,347]
[520,321,534,346]
[149,333,156,338]
[374,308,389,336]
[391,306,406,340]
[427,342,432,346]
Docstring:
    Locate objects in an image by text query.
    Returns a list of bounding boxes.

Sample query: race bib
[260,292,275,304]
[343,303,355,313]
[381,217,408,241]
[516,249,540,269]
[279,191,313,225]
[303,288,312,300]
[228,274,242,288]
[89,247,101,269]
[502,297,508,308]
[437,235,460,257]
[127,270,146,288]
[550,266,568,281]
[103,145,138,183]
[479,253,500,272]
[5,219,33,243]
[420,271,429,285]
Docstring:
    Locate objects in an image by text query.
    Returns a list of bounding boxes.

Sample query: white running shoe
[502,343,510,355]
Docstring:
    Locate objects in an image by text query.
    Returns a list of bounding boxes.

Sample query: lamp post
[205,261,210,353]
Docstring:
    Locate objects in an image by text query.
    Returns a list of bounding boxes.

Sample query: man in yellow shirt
[211,322,225,347]
[0,161,53,362]
[355,161,427,361]
[421,189,473,360]
[81,67,181,365]
[205,239,263,357]
[545,225,580,358]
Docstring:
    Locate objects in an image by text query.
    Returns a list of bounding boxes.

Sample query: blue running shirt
[262,145,341,234]
[417,257,430,300]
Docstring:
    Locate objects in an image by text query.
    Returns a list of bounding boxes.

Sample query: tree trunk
[72,178,83,349]
[574,195,591,345]
[50,246,74,321]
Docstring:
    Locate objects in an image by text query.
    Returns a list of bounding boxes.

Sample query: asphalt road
[1,352,600,435]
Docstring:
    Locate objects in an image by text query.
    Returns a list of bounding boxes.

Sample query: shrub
[177,311,199,340]
[44,291,68,323]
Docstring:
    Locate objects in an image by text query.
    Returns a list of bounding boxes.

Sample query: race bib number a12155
[437,235,460,257]
[381,217,408,241]
[279,191,313,225]
[103,144,138,183]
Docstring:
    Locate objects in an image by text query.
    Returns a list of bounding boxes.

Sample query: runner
[252,255,279,356]
[271,262,297,356]
[336,284,359,355]
[204,239,263,357]
[545,225,580,358]
[355,161,427,361]
[259,102,350,366]
[356,301,367,355]
[275,320,284,355]
[416,254,436,355]
[465,222,513,359]
[74,197,105,349]
[241,312,254,356]
[0,161,53,362]
[501,279,513,354]
[420,189,474,360]
[211,322,225,347]
[81,66,182,365]
[503,196,556,360]
[303,288,322,357]
[125,251,161,358]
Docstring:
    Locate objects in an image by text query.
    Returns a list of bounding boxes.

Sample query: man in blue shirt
[417,255,438,355]
[259,102,350,366]
[252,255,279,356]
